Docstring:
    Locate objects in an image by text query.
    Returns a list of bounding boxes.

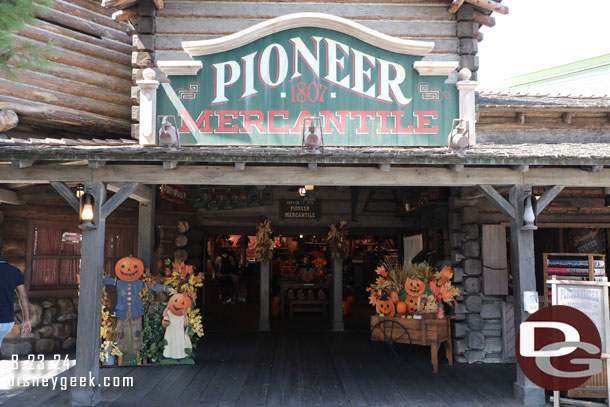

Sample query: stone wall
[1,297,77,357]
[450,188,505,363]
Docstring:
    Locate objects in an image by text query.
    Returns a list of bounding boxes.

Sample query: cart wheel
[371,319,412,364]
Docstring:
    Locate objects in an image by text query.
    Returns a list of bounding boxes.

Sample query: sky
[477,0,610,92]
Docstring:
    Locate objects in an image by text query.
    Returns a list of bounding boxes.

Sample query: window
[28,221,137,293]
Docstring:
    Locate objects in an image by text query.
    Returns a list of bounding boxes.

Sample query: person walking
[0,237,31,349]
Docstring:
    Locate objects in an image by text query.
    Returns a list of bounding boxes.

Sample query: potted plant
[100,340,122,366]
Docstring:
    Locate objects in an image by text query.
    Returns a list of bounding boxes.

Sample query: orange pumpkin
[115,256,144,282]
[342,300,351,316]
[168,293,192,316]
[162,317,170,328]
[405,278,426,297]
[405,295,418,314]
[346,295,355,305]
[375,290,395,317]
[396,301,407,314]
[389,290,399,304]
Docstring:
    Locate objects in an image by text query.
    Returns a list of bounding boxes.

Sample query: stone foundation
[1,296,78,357]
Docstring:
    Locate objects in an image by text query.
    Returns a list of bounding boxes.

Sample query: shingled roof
[477,92,610,109]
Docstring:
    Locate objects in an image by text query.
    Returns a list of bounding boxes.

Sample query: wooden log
[177,220,190,233]
[448,0,465,14]
[34,20,130,54]
[36,7,130,44]
[472,11,496,27]
[131,86,140,104]
[14,36,131,81]
[153,0,165,10]
[19,25,131,66]
[133,34,154,52]
[53,0,129,31]
[1,69,131,108]
[174,249,188,262]
[69,0,113,16]
[40,61,131,94]
[465,0,508,15]
[175,234,188,248]
[1,221,27,238]
[2,239,26,256]
[130,123,139,140]
[113,6,138,22]
[132,52,153,68]
[0,78,130,121]
[0,109,18,132]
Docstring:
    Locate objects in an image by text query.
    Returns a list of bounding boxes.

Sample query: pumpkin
[396,301,407,314]
[342,300,351,316]
[346,295,355,305]
[405,278,426,297]
[405,295,418,314]
[375,290,395,317]
[168,293,192,316]
[389,290,399,304]
[114,256,144,282]
[162,317,170,328]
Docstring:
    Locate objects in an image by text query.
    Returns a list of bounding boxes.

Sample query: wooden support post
[456,69,477,146]
[508,185,545,406]
[0,188,23,205]
[71,181,106,407]
[332,256,344,331]
[137,185,155,269]
[137,69,159,146]
[259,260,271,331]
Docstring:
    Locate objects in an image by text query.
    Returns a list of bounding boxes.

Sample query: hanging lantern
[522,195,537,231]
[75,183,84,198]
[301,117,324,151]
[298,187,307,197]
[79,189,96,230]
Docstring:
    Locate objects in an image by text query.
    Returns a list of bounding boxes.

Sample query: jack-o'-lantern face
[168,293,192,316]
[115,256,144,282]
[405,295,418,314]
[405,278,426,297]
[376,298,395,317]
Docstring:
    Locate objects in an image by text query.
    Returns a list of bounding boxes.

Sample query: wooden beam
[101,182,139,218]
[465,0,509,15]
[472,11,496,27]
[308,163,318,172]
[479,184,516,221]
[512,165,529,173]
[71,181,105,406]
[112,6,137,22]
[535,185,565,216]
[88,160,106,169]
[5,165,610,187]
[11,160,34,169]
[107,183,152,203]
[101,0,137,8]
[234,162,246,171]
[378,163,391,172]
[137,186,155,269]
[448,0,465,14]
[153,0,165,9]
[0,188,23,205]
[163,161,178,169]
[447,164,464,173]
[259,260,270,331]
[49,181,79,212]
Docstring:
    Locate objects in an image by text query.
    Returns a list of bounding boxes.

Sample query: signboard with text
[157,26,458,146]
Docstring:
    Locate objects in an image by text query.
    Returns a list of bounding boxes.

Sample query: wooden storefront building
[1,1,610,407]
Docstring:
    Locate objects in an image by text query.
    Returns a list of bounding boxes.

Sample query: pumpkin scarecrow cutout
[375,290,395,317]
[162,293,193,360]
[103,256,170,363]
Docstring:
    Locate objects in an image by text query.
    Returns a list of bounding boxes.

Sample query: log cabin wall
[0,185,138,357]
[0,0,133,139]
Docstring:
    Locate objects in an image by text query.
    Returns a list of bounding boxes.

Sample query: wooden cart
[370,315,454,373]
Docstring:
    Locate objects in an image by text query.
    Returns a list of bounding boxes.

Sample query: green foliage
[138,284,168,364]
[0,0,56,78]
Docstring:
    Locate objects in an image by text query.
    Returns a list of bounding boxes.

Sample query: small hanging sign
[280,199,321,220]
[160,184,187,204]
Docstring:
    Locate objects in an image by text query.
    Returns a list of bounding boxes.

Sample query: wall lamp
[79,189,96,230]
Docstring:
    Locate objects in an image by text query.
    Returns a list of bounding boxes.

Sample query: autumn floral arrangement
[255,219,274,261]
[100,287,122,363]
[328,220,348,259]
[366,262,460,319]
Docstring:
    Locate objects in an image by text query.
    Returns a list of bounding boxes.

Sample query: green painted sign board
[157,27,458,146]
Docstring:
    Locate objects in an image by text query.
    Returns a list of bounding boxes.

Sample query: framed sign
[280,199,321,220]
[156,14,458,147]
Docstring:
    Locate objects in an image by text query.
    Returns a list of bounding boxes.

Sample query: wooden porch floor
[1,331,525,407]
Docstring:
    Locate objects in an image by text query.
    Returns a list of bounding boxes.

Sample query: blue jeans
[0,322,15,348]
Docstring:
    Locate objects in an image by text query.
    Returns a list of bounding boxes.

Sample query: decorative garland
[255,219,274,261]
[327,220,348,259]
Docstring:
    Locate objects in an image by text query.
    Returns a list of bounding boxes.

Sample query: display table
[370,315,455,373]
[279,281,329,315]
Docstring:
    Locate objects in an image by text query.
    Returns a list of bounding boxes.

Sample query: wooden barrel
[177,220,190,233]
[174,249,188,263]
[175,234,188,248]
